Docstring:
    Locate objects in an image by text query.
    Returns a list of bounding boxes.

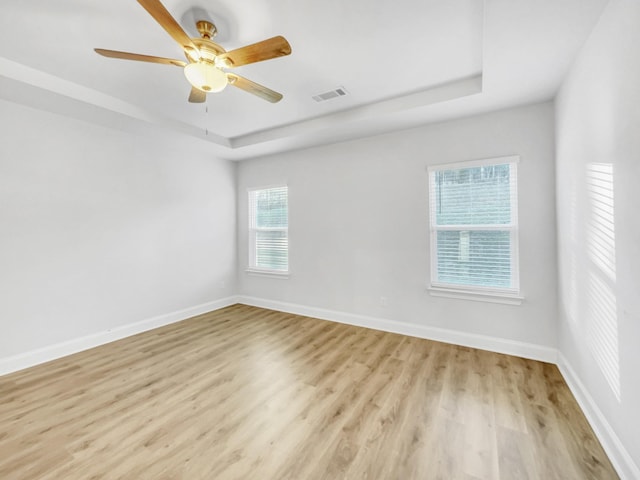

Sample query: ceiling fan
[95,0,292,103]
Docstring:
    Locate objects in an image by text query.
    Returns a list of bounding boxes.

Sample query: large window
[428,156,520,300]
[248,185,288,274]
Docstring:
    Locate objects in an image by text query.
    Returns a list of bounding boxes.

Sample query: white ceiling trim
[0,0,609,161]
[0,56,229,147]
[231,75,483,148]
[0,55,481,154]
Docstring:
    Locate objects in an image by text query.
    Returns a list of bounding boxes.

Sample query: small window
[428,156,520,300]
[248,186,288,274]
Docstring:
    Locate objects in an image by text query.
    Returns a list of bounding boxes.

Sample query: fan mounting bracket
[196,20,217,39]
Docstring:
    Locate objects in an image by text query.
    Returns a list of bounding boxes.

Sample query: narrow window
[248,186,288,273]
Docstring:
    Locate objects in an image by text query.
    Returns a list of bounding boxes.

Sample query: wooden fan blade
[94,49,186,67]
[218,36,291,68]
[188,87,206,103]
[227,73,283,103]
[137,0,199,60]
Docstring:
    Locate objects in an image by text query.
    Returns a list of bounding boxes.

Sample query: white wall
[555,0,640,476]
[0,100,236,361]
[237,102,558,352]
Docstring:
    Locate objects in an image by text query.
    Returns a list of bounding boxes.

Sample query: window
[428,156,521,302]
[248,185,288,274]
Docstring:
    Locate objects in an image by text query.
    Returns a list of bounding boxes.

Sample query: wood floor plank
[0,305,619,479]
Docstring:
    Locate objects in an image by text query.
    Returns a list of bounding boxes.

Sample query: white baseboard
[239,296,638,478]
[236,295,557,363]
[557,354,639,480]
[3,295,634,479]
[0,296,239,376]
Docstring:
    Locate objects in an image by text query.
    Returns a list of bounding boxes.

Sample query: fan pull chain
[205,104,209,136]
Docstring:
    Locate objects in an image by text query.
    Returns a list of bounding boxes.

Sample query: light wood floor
[0,305,618,479]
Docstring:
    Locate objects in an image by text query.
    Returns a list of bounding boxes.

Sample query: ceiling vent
[312,86,348,102]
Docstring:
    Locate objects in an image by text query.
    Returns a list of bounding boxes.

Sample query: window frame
[246,184,290,277]
[427,155,523,304]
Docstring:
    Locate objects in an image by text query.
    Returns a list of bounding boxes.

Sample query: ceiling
[0,0,608,160]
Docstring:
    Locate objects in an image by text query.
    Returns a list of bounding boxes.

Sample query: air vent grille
[312,86,348,102]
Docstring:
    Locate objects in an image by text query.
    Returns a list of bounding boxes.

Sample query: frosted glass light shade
[184,62,228,93]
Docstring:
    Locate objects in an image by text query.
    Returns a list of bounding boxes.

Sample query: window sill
[427,285,523,305]
[245,268,290,279]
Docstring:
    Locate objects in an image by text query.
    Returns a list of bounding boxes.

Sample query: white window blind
[248,186,288,273]
[428,156,520,294]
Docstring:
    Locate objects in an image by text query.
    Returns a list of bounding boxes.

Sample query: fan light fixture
[94,0,291,103]
[184,61,228,93]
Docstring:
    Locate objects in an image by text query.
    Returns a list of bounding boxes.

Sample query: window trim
[247,184,289,276]
[427,155,522,303]
[245,268,290,279]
